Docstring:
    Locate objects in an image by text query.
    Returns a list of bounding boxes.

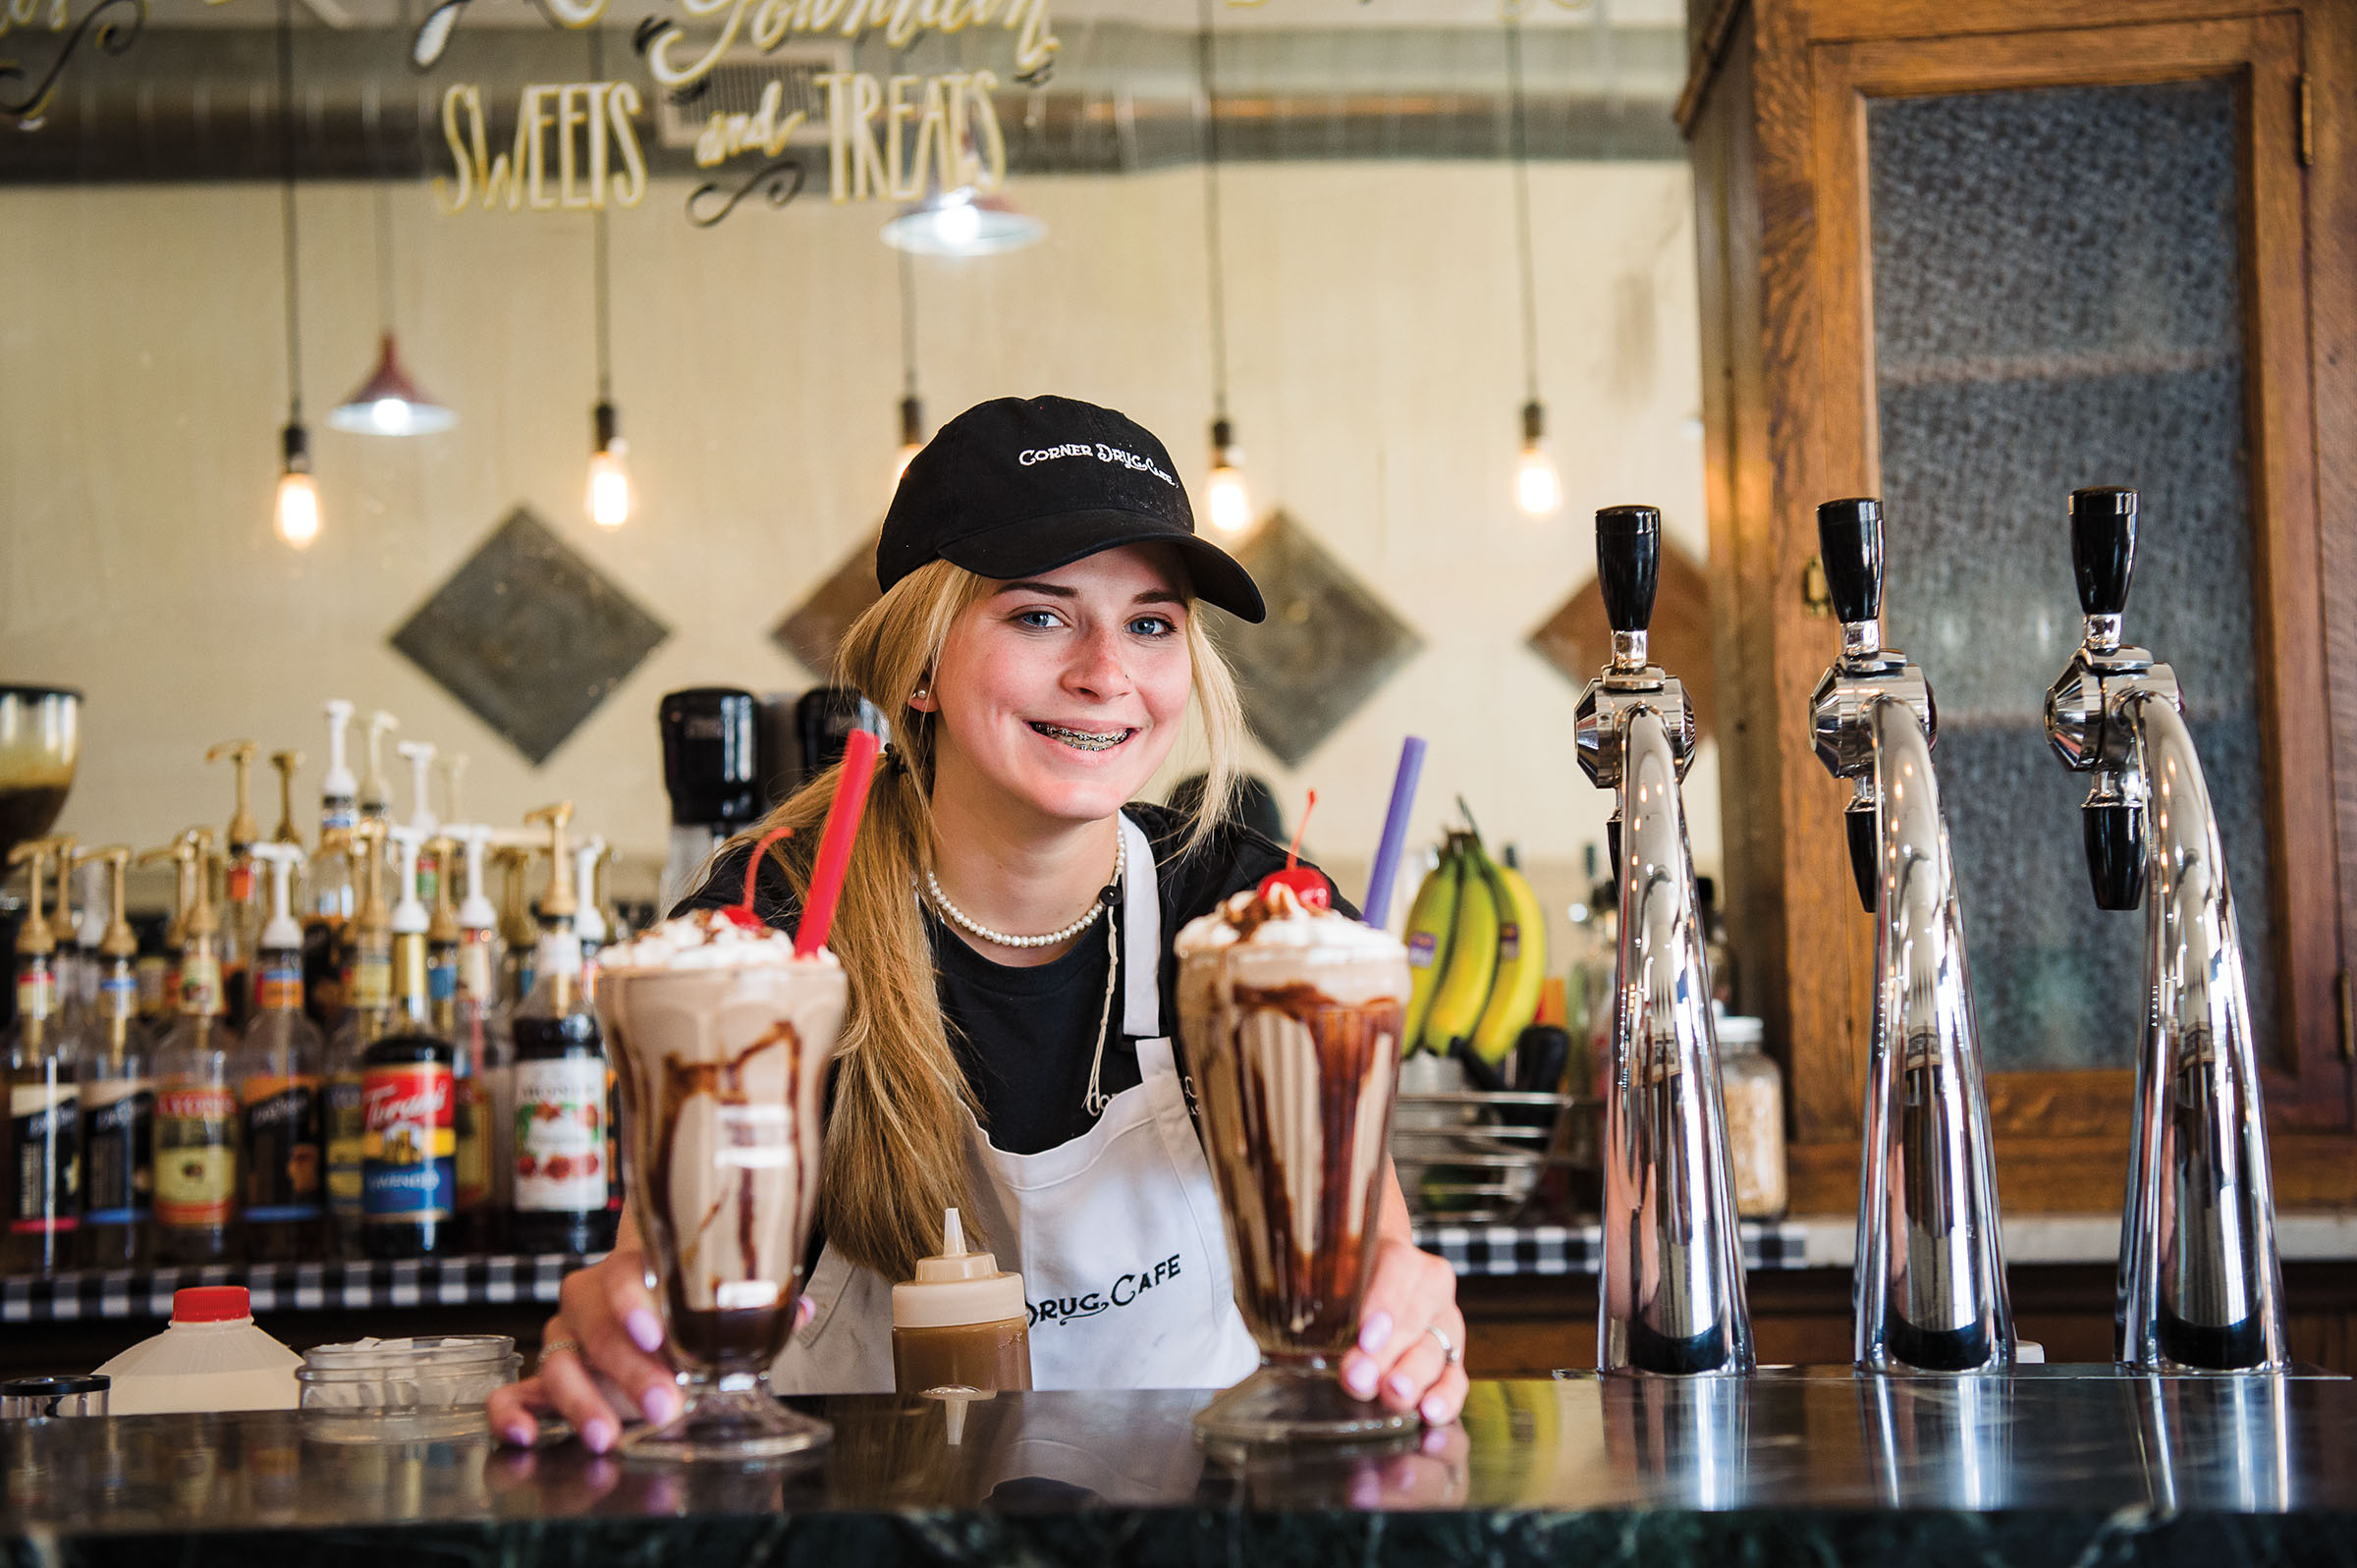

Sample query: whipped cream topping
[598,908,836,971]
[1175,878,1403,956]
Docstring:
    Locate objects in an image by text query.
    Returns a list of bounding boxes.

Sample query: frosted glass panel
[1866,80,2275,1073]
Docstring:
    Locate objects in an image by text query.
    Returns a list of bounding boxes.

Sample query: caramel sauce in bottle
[890,1208,1033,1394]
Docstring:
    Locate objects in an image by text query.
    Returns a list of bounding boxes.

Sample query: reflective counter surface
[5,1372,2355,1565]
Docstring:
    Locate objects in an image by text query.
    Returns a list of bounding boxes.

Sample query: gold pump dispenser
[269,749,305,847]
[72,842,152,1271]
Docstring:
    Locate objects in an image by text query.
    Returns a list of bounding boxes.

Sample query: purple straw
[1361,735,1427,929]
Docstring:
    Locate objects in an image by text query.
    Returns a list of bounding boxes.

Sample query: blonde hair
[739,557,1249,1281]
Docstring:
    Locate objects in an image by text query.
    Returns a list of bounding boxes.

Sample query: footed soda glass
[597,959,846,1463]
[1178,938,1416,1448]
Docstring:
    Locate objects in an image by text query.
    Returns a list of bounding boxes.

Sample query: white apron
[771,812,1262,1394]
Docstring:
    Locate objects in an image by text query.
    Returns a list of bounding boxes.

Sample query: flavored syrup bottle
[493,845,538,1009]
[5,841,82,1276]
[40,834,89,1042]
[398,740,440,910]
[572,836,624,1230]
[304,702,359,1038]
[509,803,614,1257]
[135,839,196,1025]
[152,835,242,1267]
[357,710,401,834]
[207,741,265,1031]
[427,833,489,1252]
[449,826,514,1250]
[239,845,326,1264]
[76,845,156,1270]
[324,820,389,1259]
[362,828,456,1259]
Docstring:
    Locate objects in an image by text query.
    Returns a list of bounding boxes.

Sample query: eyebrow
[996,580,1187,608]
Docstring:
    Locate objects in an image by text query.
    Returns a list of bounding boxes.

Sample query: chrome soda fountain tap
[1575,504,1753,1377]
[2044,486,2286,1372]
[1807,498,2014,1374]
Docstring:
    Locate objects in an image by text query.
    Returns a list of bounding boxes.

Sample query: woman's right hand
[487,1244,681,1455]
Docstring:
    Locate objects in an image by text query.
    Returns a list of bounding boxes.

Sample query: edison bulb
[1514,441,1562,518]
[587,441,632,529]
[275,470,321,548]
[1206,461,1251,535]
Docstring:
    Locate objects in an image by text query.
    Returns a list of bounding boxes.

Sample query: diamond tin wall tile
[390,507,670,766]
[771,530,883,679]
[1223,511,1423,769]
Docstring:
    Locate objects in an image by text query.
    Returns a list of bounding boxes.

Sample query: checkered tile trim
[1414,1222,1814,1277]
[0,1254,601,1324]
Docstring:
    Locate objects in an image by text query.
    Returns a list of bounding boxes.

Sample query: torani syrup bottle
[5,841,82,1276]
[151,834,242,1267]
[361,827,456,1259]
[323,819,389,1259]
[76,845,155,1269]
[239,845,326,1263]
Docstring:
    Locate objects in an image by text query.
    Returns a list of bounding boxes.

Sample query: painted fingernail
[1420,1394,1451,1426]
[503,1423,537,1447]
[642,1386,681,1427]
[1357,1313,1394,1354]
[583,1419,617,1453]
[1344,1362,1379,1399]
[627,1309,665,1353]
[1388,1375,1417,1404]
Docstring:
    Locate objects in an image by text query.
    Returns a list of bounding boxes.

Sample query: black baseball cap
[878,396,1266,623]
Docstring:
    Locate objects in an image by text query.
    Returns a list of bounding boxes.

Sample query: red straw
[724,826,793,929]
[1285,789,1318,870]
[795,729,882,957]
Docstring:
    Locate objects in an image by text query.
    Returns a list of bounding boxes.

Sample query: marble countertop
[5,1373,2355,1566]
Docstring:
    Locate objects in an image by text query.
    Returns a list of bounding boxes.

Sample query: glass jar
[1716,1014,1786,1220]
[297,1335,520,1442]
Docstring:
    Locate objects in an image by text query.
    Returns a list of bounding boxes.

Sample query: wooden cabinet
[1681,0,2357,1212]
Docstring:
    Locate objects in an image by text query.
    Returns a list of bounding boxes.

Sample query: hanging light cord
[589,25,613,405]
[898,243,918,404]
[373,184,397,334]
[1195,0,1230,425]
[1507,14,1541,408]
[277,0,303,423]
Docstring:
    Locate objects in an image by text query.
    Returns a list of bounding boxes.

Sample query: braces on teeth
[1034,724,1128,751]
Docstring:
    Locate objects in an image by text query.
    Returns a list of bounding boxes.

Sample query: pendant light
[893,243,926,489]
[881,188,1046,257]
[329,187,455,437]
[272,0,320,549]
[1197,0,1250,538]
[583,31,631,529]
[1507,15,1562,519]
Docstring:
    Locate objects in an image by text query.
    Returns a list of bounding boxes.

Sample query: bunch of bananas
[1400,825,1548,1063]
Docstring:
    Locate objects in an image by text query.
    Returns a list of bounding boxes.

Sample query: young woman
[489,396,1465,1452]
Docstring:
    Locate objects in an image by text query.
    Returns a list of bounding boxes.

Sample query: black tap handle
[2083,800,2146,912]
[1596,506,1661,634]
[2069,487,2138,618]
[1815,498,1884,625]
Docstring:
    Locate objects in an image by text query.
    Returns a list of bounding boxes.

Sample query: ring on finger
[1423,1323,1461,1367]
[539,1334,584,1368]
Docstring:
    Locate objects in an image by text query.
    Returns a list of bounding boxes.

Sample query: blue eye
[1129,616,1176,637]
[1014,609,1063,629]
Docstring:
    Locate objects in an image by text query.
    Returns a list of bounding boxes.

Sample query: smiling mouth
[1030,723,1136,753]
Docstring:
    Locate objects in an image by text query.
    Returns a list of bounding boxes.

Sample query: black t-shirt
[676,800,1358,1155]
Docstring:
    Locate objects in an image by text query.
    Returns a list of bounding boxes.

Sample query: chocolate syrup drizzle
[1223,981,1403,1354]
[631,1018,805,1369]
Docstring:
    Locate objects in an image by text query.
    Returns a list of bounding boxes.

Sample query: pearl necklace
[922,833,1125,949]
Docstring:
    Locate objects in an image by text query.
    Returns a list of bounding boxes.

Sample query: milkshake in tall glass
[596,909,845,1463]
[1177,881,1415,1446]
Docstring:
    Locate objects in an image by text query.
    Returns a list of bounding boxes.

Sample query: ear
[906,680,936,714]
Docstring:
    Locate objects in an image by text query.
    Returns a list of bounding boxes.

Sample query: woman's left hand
[1341,1230,1467,1427]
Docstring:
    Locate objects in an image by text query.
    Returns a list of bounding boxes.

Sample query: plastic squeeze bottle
[891,1209,1033,1394]
[95,1285,301,1414]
